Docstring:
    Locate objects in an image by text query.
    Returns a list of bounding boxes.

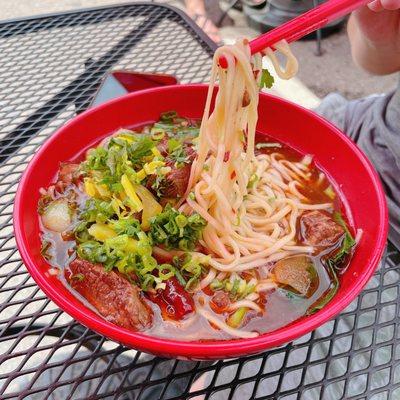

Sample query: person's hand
[367,0,400,12]
[348,0,400,74]
[353,0,400,44]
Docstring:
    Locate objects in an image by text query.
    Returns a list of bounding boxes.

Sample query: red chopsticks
[219,0,370,67]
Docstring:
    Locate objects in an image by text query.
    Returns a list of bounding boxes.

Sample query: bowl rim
[13,84,388,359]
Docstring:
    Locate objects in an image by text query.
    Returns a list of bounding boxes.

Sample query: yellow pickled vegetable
[133,184,163,230]
[136,169,146,182]
[88,223,117,242]
[111,196,126,216]
[116,130,135,142]
[125,237,138,252]
[151,147,162,158]
[95,183,111,199]
[227,307,248,328]
[84,178,97,197]
[84,178,110,199]
[143,160,165,175]
[121,174,143,212]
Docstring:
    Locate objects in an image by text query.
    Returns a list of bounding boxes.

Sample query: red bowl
[14,84,388,360]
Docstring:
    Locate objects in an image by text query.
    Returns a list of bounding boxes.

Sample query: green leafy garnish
[308,213,356,315]
[71,273,85,282]
[326,212,356,269]
[259,68,274,89]
[323,185,336,200]
[247,174,259,189]
[151,173,167,198]
[40,240,52,261]
[40,112,205,294]
[126,136,155,165]
[109,217,141,238]
[167,139,190,167]
[172,254,206,290]
[210,278,255,300]
[155,111,200,140]
[84,134,156,190]
[149,205,206,251]
[227,307,248,328]
[307,265,339,315]
[79,199,114,224]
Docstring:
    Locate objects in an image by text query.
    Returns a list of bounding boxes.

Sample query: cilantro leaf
[260,68,274,89]
[128,136,155,165]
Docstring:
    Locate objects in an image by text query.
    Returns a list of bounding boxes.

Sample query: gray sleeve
[314,78,400,246]
[315,92,348,132]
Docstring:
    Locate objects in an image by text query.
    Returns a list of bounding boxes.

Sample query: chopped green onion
[167,138,181,153]
[323,185,336,200]
[174,268,187,286]
[231,279,240,297]
[40,240,52,261]
[150,127,165,140]
[227,307,248,328]
[247,174,259,189]
[210,279,225,291]
[175,214,188,228]
[158,264,175,280]
[71,273,85,282]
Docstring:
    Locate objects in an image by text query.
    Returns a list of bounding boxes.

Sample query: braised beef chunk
[183,144,196,162]
[300,210,344,247]
[54,163,81,193]
[66,258,153,330]
[163,145,196,198]
[58,163,80,185]
[147,143,196,199]
[156,138,169,157]
[163,161,192,198]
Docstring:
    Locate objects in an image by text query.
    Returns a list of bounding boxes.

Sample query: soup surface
[38,112,356,341]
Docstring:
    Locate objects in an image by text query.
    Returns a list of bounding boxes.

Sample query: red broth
[39,120,355,341]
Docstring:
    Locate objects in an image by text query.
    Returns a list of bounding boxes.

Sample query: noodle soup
[37,39,358,341]
[39,113,356,341]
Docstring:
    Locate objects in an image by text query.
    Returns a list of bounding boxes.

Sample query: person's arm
[348,0,400,75]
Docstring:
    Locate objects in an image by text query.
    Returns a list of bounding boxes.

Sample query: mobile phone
[89,71,178,108]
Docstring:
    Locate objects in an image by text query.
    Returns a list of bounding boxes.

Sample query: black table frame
[0,3,399,399]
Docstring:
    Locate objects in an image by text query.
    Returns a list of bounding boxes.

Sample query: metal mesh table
[0,3,399,399]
